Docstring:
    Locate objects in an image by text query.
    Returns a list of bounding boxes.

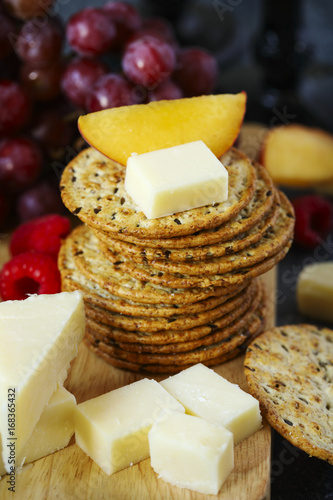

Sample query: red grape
[103,1,141,49]
[16,179,64,222]
[61,57,108,108]
[122,34,176,88]
[0,137,42,193]
[0,10,16,59]
[20,60,63,101]
[173,47,218,96]
[0,79,31,135]
[66,8,117,57]
[148,79,183,101]
[15,18,63,68]
[86,73,140,112]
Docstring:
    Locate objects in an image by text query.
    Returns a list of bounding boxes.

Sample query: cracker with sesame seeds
[244,324,333,465]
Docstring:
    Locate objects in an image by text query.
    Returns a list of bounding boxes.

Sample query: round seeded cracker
[244,324,333,465]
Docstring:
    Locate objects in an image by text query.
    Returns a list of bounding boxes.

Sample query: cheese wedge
[160,363,262,444]
[75,378,185,475]
[0,386,76,476]
[0,291,85,473]
[149,412,234,495]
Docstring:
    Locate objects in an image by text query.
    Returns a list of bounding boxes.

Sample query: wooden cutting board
[0,237,274,500]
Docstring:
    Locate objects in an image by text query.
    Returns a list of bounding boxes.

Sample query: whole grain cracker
[244,324,333,465]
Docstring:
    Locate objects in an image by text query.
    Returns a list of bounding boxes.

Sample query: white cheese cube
[148,412,234,495]
[297,262,333,323]
[124,140,228,219]
[0,291,85,474]
[160,363,262,444]
[74,378,185,475]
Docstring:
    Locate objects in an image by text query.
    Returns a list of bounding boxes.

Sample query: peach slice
[78,93,246,165]
[260,124,333,187]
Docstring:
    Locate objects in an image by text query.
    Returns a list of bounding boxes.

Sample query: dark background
[58,1,333,499]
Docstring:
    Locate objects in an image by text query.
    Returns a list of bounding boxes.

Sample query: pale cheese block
[297,262,333,323]
[160,363,262,444]
[148,412,234,495]
[75,378,185,475]
[0,291,85,473]
[124,140,228,219]
[0,386,76,476]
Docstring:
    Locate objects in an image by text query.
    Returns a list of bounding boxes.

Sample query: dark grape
[16,179,64,222]
[103,1,141,49]
[15,18,63,68]
[173,47,218,97]
[122,34,176,88]
[61,57,108,108]
[66,8,117,57]
[20,60,63,101]
[148,79,183,101]
[0,137,42,193]
[0,79,31,135]
[86,73,140,112]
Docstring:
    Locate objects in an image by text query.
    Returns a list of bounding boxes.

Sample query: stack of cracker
[58,147,294,373]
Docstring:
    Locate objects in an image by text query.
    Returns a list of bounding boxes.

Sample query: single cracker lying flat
[244,324,333,465]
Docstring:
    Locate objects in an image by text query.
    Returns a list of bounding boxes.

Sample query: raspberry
[0,251,61,301]
[10,214,71,260]
[292,194,333,248]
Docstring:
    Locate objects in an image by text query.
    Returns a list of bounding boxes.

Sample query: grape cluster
[0,0,218,229]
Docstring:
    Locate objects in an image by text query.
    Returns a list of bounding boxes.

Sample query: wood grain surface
[0,237,274,500]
